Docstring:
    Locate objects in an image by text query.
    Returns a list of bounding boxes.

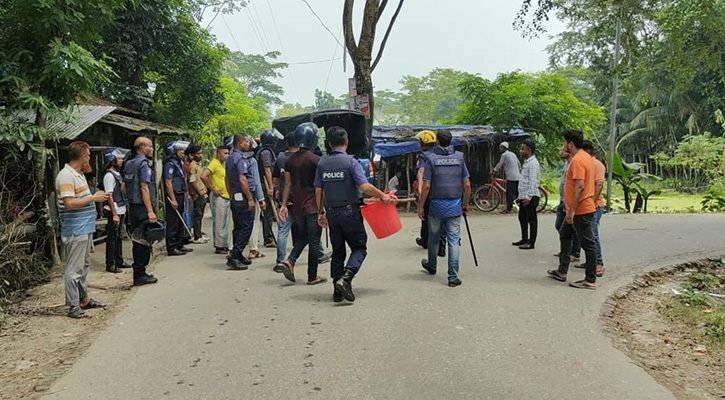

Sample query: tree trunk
[633,193,643,213]
[34,109,61,266]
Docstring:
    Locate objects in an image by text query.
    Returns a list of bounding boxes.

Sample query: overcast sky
[204,0,563,106]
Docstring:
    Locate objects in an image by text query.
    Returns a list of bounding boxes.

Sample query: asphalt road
[44,213,725,400]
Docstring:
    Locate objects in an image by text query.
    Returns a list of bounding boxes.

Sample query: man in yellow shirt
[201,146,230,254]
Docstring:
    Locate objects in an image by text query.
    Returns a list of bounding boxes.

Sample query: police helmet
[131,220,166,248]
[260,129,282,148]
[223,136,234,150]
[103,148,129,166]
[416,130,437,144]
[164,141,189,157]
[294,122,318,150]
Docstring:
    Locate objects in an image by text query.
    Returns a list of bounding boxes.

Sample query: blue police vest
[317,153,361,208]
[428,147,465,199]
[163,158,187,194]
[105,170,126,207]
[124,157,156,205]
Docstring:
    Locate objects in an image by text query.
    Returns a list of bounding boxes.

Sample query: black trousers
[328,207,367,280]
[419,199,445,251]
[104,210,125,268]
[165,194,186,252]
[261,193,276,244]
[230,197,254,261]
[517,196,539,245]
[557,212,597,283]
[289,213,322,282]
[192,195,207,240]
[128,204,151,279]
[506,180,519,211]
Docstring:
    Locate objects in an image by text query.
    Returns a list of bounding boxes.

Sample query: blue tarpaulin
[371,125,529,159]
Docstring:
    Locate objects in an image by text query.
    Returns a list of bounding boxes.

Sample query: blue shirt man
[163,145,189,256]
[225,134,256,269]
[418,131,471,287]
[314,126,391,303]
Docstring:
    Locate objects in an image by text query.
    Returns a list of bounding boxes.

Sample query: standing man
[547,129,598,290]
[56,141,110,318]
[492,141,522,213]
[246,141,268,260]
[414,130,445,257]
[418,131,472,287]
[201,145,230,255]
[163,142,192,256]
[257,129,278,248]
[225,133,256,270]
[278,123,325,285]
[124,136,160,286]
[186,145,208,244]
[102,148,130,273]
[553,148,581,262]
[582,140,606,277]
[513,140,541,250]
[387,170,401,195]
[315,127,391,302]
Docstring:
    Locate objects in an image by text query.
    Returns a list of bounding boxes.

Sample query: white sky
[204,0,563,105]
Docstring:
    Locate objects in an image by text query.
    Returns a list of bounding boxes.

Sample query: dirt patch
[602,258,725,400]
[0,241,164,400]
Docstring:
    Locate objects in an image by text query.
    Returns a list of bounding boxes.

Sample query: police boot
[335,270,356,302]
[332,279,343,303]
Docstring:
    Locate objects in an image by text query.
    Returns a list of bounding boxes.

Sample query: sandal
[80,299,106,310]
[596,266,605,278]
[569,279,597,290]
[281,261,296,283]
[547,270,567,282]
[67,306,89,319]
[249,250,265,259]
[307,276,328,285]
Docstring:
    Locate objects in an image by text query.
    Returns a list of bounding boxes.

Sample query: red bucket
[361,201,402,239]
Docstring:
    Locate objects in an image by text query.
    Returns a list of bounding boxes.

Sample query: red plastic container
[361,201,402,239]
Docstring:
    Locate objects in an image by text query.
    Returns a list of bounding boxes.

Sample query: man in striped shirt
[56,141,110,319]
[513,140,541,250]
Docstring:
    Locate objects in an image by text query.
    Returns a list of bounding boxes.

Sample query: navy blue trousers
[230,197,254,261]
[328,207,368,280]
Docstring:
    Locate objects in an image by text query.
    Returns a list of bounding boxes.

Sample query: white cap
[500,141,509,149]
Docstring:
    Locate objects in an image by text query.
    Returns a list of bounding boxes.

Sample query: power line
[221,14,242,51]
[324,28,343,92]
[243,5,268,54]
[250,0,274,52]
[287,57,343,65]
[265,0,298,97]
[300,0,345,49]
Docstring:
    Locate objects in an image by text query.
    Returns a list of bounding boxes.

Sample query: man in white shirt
[387,170,402,195]
[512,140,541,250]
[492,141,522,213]
[102,148,131,273]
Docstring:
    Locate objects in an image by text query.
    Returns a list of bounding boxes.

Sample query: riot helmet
[294,122,318,150]
[131,220,166,248]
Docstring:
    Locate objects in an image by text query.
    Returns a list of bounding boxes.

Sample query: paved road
[45,213,725,400]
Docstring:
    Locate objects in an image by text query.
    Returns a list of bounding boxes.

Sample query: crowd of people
[54,125,605,319]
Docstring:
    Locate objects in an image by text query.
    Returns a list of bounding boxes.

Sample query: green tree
[314,89,343,110]
[201,76,270,145]
[223,51,287,106]
[275,103,315,119]
[398,68,467,124]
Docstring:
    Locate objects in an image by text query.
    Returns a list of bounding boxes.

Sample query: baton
[167,196,193,238]
[462,213,478,267]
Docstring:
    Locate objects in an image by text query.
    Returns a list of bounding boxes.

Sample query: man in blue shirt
[414,130,446,257]
[418,131,472,287]
[163,142,192,256]
[225,133,256,270]
[315,127,391,302]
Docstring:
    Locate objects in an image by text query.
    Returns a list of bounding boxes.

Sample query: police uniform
[423,145,469,285]
[226,148,256,267]
[124,154,157,280]
[255,145,277,245]
[315,150,368,300]
[417,147,445,255]
[163,155,188,253]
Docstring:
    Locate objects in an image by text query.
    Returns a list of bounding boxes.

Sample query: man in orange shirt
[582,140,606,277]
[547,129,598,289]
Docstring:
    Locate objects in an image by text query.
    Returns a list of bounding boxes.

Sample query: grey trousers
[62,234,92,307]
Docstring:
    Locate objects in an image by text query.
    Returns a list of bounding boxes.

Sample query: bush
[701,187,725,212]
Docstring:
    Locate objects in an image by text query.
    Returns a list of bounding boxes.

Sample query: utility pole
[606,10,622,212]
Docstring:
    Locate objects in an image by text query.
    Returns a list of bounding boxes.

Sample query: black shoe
[519,243,535,250]
[118,262,132,269]
[333,280,343,303]
[106,266,122,274]
[437,245,446,258]
[168,248,186,256]
[134,274,159,286]
[421,259,436,275]
[415,237,427,249]
[273,263,285,273]
[448,278,462,287]
[227,258,248,270]
[335,270,356,302]
[318,252,332,264]
[239,255,252,265]
[512,239,527,246]
[145,273,155,279]
[178,246,194,253]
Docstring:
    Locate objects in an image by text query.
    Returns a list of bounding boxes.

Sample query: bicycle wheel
[537,187,548,213]
[473,184,500,212]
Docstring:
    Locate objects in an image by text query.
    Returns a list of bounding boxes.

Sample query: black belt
[327,204,360,211]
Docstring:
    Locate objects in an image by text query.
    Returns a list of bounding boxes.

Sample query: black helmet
[260,129,281,147]
[223,136,234,151]
[294,122,318,150]
[131,220,166,248]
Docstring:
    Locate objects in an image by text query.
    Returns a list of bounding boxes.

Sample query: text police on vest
[435,158,462,166]
[323,171,346,180]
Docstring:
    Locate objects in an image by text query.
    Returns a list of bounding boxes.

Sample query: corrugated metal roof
[15,106,116,140]
[100,114,187,137]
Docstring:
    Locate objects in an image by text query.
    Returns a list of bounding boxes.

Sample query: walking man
[163,141,193,256]
[102,148,131,273]
[582,140,606,277]
[547,129,598,290]
[419,131,472,287]
[512,140,541,250]
[414,130,445,257]
[554,148,581,262]
[124,136,160,286]
[246,141,268,260]
[257,129,279,248]
[278,123,325,285]
[186,145,208,244]
[225,133,256,270]
[315,127,391,302]
[492,141,522,213]
[56,141,110,318]
[201,145,230,254]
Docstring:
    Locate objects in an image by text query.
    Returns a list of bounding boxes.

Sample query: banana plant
[611,152,661,213]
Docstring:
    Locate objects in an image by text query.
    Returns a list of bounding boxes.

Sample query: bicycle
[472,177,548,213]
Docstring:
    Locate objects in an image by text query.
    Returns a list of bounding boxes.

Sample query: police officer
[225,133,256,270]
[257,129,279,248]
[102,148,130,273]
[163,141,193,256]
[414,130,446,257]
[315,126,391,302]
[418,130,471,287]
[123,136,159,286]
